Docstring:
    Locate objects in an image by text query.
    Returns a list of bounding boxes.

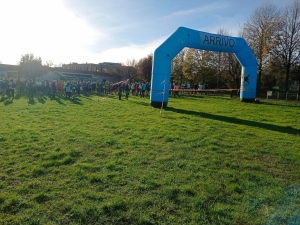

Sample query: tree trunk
[256,66,262,97]
[298,75,300,97]
[285,66,290,95]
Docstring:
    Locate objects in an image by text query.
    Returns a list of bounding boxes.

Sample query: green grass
[0,93,300,224]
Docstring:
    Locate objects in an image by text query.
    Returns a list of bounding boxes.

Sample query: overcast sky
[0,0,295,66]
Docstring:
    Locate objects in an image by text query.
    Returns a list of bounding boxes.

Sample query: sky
[0,0,295,66]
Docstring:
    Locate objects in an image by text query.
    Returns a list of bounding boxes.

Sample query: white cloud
[162,2,229,19]
[75,38,165,64]
[0,0,106,65]
[0,0,240,67]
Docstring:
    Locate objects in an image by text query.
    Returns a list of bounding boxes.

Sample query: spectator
[36,79,42,99]
[16,78,21,94]
[173,83,179,97]
[125,82,130,100]
[146,82,151,96]
[8,79,15,99]
[141,82,146,98]
[131,83,135,96]
[118,83,122,100]
[50,81,57,99]
[1,78,7,99]
[65,82,72,99]
[28,79,35,99]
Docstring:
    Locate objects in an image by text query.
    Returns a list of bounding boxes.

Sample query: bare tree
[272,0,300,94]
[19,53,42,64]
[44,60,54,67]
[19,53,43,78]
[243,2,280,95]
[124,59,138,81]
[124,59,137,67]
[205,28,242,89]
[136,54,153,82]
[212,29,234,88]
[56,62,63,67]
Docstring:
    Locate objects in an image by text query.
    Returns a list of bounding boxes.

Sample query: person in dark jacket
[28,79,35,99]
[51,81,57,99]
[125,82,130,100]
[118,83,122,100]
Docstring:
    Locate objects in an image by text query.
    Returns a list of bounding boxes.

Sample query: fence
[266,91,299,101]
[170,89,240,98]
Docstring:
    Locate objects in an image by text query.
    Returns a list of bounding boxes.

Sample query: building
[0,64,21,79]
[62,62,132,77]
[39,67,121,82]
[0,63,125,82]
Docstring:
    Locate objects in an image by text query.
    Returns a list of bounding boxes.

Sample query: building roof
[0,64,20,71]
[48,67,120,78]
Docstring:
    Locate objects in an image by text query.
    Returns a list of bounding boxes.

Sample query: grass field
[0,93,300,225]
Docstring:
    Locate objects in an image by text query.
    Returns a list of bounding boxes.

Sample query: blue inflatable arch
[150,27,257,108]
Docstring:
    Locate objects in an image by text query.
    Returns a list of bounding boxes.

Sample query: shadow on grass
[133,101,150,107]
[53,97,66,105]
[175,96,206,101]
[68,97,83,105]
[181,95,239,101]
[79,94,93,100]
[38,97,46,104]
[165,107,300,135]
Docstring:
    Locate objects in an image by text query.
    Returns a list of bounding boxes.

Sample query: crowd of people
[0,77,152,101]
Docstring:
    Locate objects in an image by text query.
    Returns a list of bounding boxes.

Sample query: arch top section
[155,27,252,61]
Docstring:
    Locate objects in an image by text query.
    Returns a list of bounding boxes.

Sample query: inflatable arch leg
[150,27,257,108]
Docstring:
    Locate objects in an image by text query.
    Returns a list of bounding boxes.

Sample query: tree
[19,53,42,64]
[211,28,235,89]
[171,48,186,84]
[217,29,242,89]
[243,2,280,95]
[124,59,138,81]
[271,0,300,94]
[197,51,217,87]
[223,53,242,89]
[19,53,43,78]
[44,60,54,67]
[182,48,198,84]
[182,49,216,87]
[55,62,63,67]
[136,54,153,81]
